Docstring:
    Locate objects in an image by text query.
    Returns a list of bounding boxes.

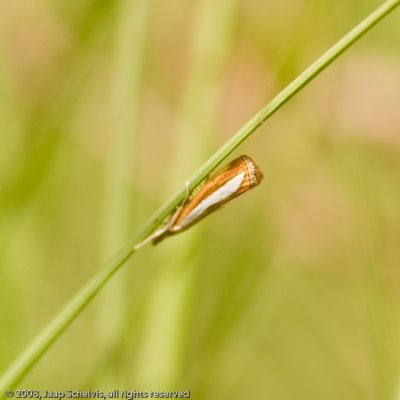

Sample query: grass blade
[0,0,399,393]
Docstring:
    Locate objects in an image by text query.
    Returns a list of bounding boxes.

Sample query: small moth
[134,155,263,249]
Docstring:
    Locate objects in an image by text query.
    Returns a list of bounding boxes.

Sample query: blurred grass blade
[97,0,149,377]
[133,0,238,387]
[0,0,399,393]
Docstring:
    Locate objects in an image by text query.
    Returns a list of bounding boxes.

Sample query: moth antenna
[133,226,168,250]
[135,182,192,249]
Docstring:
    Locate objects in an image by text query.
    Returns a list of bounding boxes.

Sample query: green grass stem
[0,0,399,393]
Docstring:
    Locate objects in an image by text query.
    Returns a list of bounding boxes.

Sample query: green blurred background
[1,0,400,399]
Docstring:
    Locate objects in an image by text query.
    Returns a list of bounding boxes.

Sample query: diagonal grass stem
[0,0,399,393]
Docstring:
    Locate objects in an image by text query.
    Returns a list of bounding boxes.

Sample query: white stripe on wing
[177,172,245,228]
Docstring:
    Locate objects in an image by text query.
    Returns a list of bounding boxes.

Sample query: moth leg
[167,180,190,230]
[184,180,191,199]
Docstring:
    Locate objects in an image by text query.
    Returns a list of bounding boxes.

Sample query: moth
[134,155,263,249]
